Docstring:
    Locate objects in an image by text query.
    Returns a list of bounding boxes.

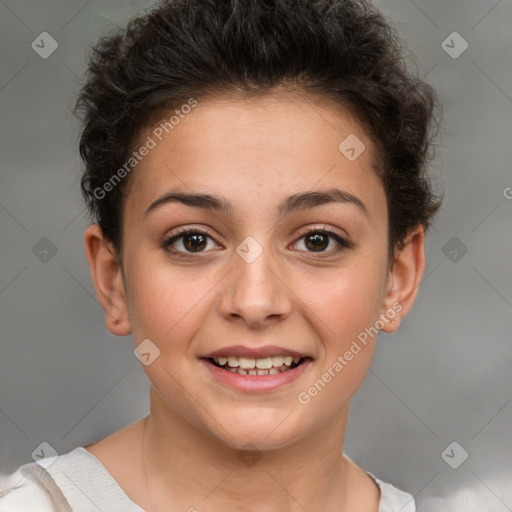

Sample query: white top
[0,447,416,511]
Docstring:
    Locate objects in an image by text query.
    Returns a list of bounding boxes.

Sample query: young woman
[0,0,441,510]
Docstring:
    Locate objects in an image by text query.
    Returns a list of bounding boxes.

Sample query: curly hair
[76,0,442,258]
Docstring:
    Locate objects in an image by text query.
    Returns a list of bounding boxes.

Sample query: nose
[218,245,292,328]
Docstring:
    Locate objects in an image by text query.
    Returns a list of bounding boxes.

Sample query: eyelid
[166,225,216,239]
[162,226,222,255]
[162,224,353,256]
[295,224,350,242]
[291,225,353,253]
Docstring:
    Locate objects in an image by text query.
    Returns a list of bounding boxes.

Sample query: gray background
[0,0,511,509]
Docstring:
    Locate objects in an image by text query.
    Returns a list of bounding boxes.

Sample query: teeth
[238,357,256,369]
[229,367,287,376]
[227,356,239,368]
[271,356,284,367]
[212,354,303,375]
[255,357,273,369]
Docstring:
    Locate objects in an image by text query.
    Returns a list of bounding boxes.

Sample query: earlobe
[84,224,132,336]
[379,225,426,333]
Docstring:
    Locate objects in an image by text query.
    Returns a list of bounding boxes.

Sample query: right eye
[162,227,221,255]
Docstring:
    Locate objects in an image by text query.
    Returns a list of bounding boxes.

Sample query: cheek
[299,262,386,342]
[125,257,217,343]
[294,273,381,413]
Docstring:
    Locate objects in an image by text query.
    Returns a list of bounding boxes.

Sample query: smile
[210,355,303,376]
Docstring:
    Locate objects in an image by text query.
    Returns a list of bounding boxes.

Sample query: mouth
[206,355,309,376]
[200,345,313,391]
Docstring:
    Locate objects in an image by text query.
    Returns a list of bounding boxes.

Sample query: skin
[83,91,425,512]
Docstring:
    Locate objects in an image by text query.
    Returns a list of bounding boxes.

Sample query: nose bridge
[219,236,291,325]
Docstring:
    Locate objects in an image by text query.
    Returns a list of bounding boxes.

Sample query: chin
[205,409,306,452]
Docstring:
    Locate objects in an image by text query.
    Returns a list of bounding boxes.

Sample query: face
[90,92,414,450]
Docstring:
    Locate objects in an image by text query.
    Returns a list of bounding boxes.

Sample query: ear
[84,224,131,336]
[379,225,426,333]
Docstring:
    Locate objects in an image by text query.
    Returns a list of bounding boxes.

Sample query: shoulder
[342,453,416,512]
[2,446,145,512]
[367,472,417,512]
[0,462,71,512]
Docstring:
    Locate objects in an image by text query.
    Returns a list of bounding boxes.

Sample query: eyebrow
[279,189,369,218]
[144,188,369,219]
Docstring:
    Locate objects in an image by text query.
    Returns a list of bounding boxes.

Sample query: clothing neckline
[41,446,414,511]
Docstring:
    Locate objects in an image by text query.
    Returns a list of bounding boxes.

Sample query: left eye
[294,229,350,253]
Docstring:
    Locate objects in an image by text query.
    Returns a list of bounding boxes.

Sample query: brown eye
[294,228,352,254]
[304,232,329,252]
[163,228,218,254]
[182,232,208,252]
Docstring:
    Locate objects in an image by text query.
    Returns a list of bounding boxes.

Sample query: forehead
[124,92,384,219]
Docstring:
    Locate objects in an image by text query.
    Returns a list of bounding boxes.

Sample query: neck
[141,386,354,512]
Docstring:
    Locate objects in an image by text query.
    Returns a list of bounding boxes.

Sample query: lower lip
[201,359,311,392]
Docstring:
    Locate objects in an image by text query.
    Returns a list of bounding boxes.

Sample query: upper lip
[202,345,311,359]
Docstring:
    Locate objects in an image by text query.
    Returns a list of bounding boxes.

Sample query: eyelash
[294,226,353,255]
[162,226,353,258]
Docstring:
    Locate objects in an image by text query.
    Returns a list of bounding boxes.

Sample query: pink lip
[200,357,313,393]
[202,345,309,359]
